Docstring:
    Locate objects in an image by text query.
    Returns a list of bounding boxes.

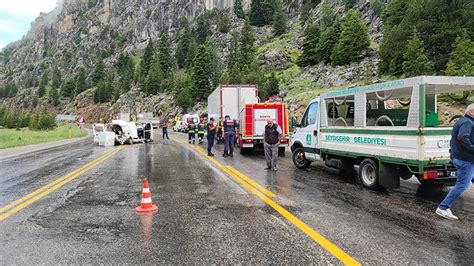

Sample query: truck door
[299,100,321,161]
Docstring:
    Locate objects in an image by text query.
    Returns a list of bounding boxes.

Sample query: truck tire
[278,147,286,155]
[359,159,380,189]
[292,148,311,169]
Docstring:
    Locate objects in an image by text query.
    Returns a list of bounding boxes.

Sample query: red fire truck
[239,97,290,154]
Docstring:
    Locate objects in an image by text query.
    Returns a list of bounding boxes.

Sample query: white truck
[207,85,259,121]
[291,76,473,189]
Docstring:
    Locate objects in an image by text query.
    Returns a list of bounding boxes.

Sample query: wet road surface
[1,132,473,264]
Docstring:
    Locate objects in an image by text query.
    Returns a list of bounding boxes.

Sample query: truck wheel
[278,147,286,155]
[293,148,311,169]
[359,159,380,189]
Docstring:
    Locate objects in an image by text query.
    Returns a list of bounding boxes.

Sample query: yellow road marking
[0,146,124,221]
[173,136,360,265]
[225,166,276,198]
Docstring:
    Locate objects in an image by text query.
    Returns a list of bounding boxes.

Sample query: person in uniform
[161,120,169,140]
[197,117,207,145]
[222,115,236,157]
[187,118,197,144]
[207,117,216,156]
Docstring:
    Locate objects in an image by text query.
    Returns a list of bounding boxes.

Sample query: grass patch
[0,124,87,149]
[257,22,302,61]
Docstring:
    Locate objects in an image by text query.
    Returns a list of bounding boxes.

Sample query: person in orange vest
[216,117,223,144]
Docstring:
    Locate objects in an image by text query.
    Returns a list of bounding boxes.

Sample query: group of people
[186,116,237,157]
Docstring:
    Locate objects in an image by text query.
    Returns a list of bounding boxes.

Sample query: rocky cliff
[0,0,387,122]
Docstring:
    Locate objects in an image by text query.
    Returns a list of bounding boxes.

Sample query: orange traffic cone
[136,179,158,213]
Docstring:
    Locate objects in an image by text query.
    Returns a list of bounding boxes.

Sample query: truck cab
[291,98,322,164]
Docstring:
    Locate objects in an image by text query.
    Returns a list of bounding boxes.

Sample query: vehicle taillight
[243,139,252,143]
[280,138,288,143]
[423,171,438,179]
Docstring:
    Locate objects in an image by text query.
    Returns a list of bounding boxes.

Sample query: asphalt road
[0,132,473,264]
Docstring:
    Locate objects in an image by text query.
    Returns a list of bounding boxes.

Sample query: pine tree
[61,79,75,98]
[227,31,240,69]
[234,0,245,18]
[266,72,279,97]
[370,0,384,16]
[218,12,231,33]
[297,24,320,66]
[145,59,163,95]
[49,88,60,106]
[272,2,288,36]
[330,10,370,66]
[238,19,256,69]
[446,31,474,76]
[319,1,335,30]
[249,0,265,26]
[140,40,154,79]
[92,59,105,86]
[38,72,48,98]
[196,15,210,44]
[157,32,173,75]
[51,66,62,89]
[315,21,341,63]
[300,0,321,24]
[75,67,87,95]
[176,24,193,69]
[402,31,432,77]
[191,44,214,100]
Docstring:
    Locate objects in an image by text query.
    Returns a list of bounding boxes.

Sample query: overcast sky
[0,0,58,50]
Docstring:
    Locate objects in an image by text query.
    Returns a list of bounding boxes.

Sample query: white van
[291,76,473,189]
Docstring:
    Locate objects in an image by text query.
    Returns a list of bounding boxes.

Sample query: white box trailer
[207,85,259,121]
[291,76,474,190]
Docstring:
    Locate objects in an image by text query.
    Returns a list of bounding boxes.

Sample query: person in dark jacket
[197,118,207,145]
[263,118,282,171]
[222,115,236,157]
[436,104,474,220]
[207,117,216,156]
[187,119,197,144]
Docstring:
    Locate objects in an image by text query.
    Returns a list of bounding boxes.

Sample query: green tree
[157,32,173,75]
[265,72,280,97]
[446,31,474,76]
[272,2,288,36]
[191,44,214,100]
[300,0,321,24]
[51,66,62,89]
[379,0,474,75]
[218,12,231,33]
[37,111,56,130]
[342,0,357,8]
[75,67,87,95]
[297,24,320,66]
[370,0,384,16]
[49,88,60,106]
[315,21,341,63]
[319,1,335,30]
[249,0,265,26]
[330,10,370,65]
[29,114,39,130]
[234,0,245,18]
[402,31,432,77]
[238,19,256,69]
[38,71,48,97]
[140,40,154,80]
[176,23,193,68]
[145,59,163,95]
[175,86,193,110]
[61,79,75,98]
[196,14,210,44]
[92,59,105,86]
